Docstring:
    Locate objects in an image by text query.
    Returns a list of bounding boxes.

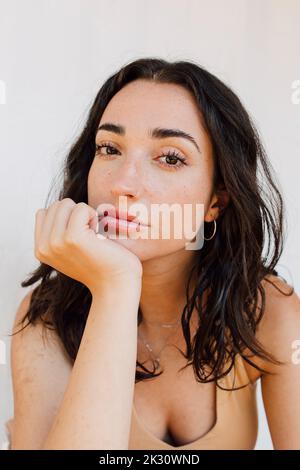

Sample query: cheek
[87,163,112,207]
[162,177,212,221]
[182,170,214,214]
[164,176,212,241]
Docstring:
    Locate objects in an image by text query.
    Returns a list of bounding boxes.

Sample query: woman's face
[87,79,216,262]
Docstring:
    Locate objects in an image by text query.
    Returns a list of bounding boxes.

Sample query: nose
[110,159,142,199]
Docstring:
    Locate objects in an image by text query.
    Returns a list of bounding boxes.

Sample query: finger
[39,200,61,244]
[65,202,98,239]
[50,198,76,245]
[34,209,46,253]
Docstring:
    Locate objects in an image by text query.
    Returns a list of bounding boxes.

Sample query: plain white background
[0,0,299,450]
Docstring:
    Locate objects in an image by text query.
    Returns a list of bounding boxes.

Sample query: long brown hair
[13,57,294,388]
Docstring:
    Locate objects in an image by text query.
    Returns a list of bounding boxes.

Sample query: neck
[139,249,197,327]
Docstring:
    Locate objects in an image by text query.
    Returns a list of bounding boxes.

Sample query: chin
[108,235,189,262]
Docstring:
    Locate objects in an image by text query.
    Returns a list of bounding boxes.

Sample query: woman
[8,58,300,450]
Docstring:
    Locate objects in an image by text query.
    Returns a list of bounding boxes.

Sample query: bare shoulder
[12,289,72,370]
[243,273,300,383]
[10,289,72,449]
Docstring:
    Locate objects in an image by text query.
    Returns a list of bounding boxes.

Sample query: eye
[157,150,187,170]
[95,142,187,171]
[95,143,120,157]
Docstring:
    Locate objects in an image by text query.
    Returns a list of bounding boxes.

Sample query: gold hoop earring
[204,219,217,241]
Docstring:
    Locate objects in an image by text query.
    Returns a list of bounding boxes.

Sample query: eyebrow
[97,122,201,153]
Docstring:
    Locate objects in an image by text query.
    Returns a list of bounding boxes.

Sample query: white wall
[0,0,299,450]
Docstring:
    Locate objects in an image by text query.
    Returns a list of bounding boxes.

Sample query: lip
[99,207,149,227]
[99,215,148,234]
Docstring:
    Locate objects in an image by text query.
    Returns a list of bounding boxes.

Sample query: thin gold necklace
[137,318,181,368]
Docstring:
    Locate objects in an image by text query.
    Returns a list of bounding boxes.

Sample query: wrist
[89,273,142,299]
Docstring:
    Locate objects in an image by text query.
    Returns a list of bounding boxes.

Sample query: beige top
[3,355,258,450]
[129,354,258,450]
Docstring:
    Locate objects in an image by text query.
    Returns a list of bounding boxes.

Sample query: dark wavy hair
[14,57,294,389]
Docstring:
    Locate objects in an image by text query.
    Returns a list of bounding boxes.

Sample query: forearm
[42,278,141,450]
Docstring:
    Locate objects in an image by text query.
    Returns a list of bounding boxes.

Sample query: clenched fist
[34,198,143,294]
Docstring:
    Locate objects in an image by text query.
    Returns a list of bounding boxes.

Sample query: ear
[204,187,230,222]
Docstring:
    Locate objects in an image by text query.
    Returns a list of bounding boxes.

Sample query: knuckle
[35,208,45,218]
[47,201,59,211]
[76,202,87,210]
[61,197,76,206]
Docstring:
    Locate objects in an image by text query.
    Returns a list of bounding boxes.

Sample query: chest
[133,349,217,447]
